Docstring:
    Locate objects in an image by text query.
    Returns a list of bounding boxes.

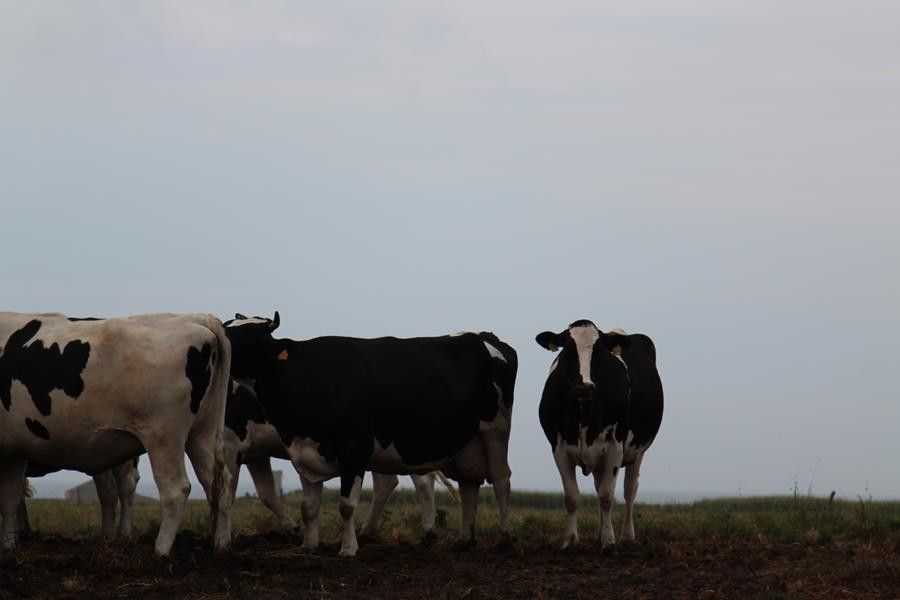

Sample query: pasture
[3,490,900,599]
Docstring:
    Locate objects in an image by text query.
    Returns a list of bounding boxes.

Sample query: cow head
[223,311,280,380]
[535,320,630,404]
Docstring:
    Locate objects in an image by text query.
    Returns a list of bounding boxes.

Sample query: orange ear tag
[277,349,289,361]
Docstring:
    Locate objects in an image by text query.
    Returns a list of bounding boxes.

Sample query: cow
[224,312,516,556]
[536,320,663,548]
[0,312,234,555]
[18,458,139,538]
[224,379,459,540]
[223,379,299,531]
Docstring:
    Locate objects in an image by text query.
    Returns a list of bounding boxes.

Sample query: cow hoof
[421,530,437,547]
[338,547,358,558]
[598,541,617,554]
[560,534,578,553]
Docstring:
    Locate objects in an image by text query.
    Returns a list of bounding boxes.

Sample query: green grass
[22,490,900,547]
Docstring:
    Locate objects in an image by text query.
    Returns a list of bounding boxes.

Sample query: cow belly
[10,428,144,475]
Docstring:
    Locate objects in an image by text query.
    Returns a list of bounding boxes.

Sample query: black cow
[224,312,516,556]
[536,320,663,548]
[223,379,459,541]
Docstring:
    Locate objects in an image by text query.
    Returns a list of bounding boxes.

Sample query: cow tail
[205,316,233,537]
[435,472,461,503]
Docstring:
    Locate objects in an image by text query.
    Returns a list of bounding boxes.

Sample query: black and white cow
[19,458,140,538]
[536,320,663,548]
[224,312,516,556]
[0,312,234,555]
[223,379,299,531]
[224,379,458,539]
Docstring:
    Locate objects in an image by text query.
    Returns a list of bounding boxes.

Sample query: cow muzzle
[574,382,595,401]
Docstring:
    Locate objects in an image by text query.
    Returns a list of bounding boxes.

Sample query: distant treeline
[281,487,583,509]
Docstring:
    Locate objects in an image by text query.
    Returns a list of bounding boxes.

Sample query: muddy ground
[1,531,898,599]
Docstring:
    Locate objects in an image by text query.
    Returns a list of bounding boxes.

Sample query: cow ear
[602,331,631,353]
[536,331,563,352]
[270,311,280,331]
[235,313,248,320]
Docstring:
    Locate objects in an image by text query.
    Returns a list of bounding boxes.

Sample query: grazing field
[4,490,900,599]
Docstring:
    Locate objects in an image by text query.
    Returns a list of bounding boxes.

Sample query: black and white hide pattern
[536,320,663,548]
[0,312,234,556]
[224,312,517,556]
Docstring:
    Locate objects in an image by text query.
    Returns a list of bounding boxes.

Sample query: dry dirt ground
[1,531,898,599]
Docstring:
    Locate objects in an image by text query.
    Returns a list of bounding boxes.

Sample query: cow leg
[360,473,398,540]
[145,441,192,556]
[222,433,243,531]
[337,473,363,557]
[482,431,513,544]
[456,480,480,548]
[246,457,298,530]
[93,470,119,538]
[411,473,437,544]
[0,459,27,550]
[553,448,580,549]
[186,429,234,551]
[593,441,623,547]
[114,459,139,537]
[621,453,644,542]
[15,497,31,540]
[299,474,323,550]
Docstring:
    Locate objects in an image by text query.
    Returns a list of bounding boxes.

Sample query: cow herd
[0,310,663,557]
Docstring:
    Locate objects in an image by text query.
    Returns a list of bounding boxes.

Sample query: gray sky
[2,2,899,500]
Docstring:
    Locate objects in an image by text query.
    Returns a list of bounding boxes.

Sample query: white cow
[0,312,234,555]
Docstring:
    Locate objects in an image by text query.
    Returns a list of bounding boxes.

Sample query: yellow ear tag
[277,349,289,361]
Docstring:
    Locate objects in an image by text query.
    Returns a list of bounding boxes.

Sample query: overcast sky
[2,2,899,501]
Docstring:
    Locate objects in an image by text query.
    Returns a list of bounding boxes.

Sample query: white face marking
[569,324,600,386]
[226,317,270,328]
